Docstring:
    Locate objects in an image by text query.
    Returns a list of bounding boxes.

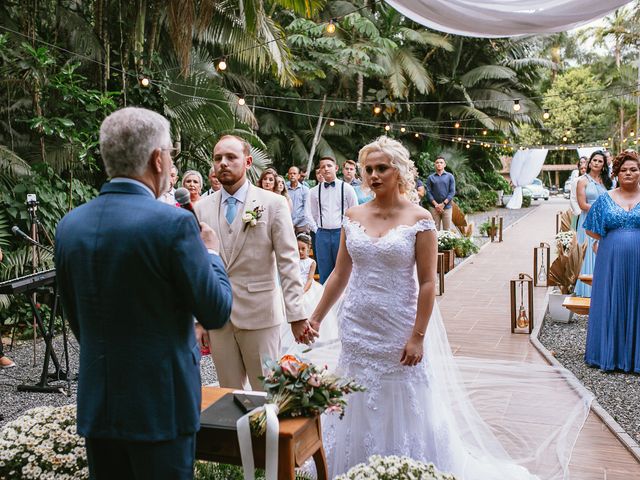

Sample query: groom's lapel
[227,183,259,268]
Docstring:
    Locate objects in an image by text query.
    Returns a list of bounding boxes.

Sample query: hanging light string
[162,84,620,151]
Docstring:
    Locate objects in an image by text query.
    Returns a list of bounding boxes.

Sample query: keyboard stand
[17,283,70,394]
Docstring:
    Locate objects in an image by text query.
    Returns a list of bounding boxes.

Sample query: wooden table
[196,387,328,480]
[578,274,593,286]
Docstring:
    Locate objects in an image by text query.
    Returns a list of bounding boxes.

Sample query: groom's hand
[291,319,319,345]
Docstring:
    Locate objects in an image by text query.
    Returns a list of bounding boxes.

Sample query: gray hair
[182,170,204,188]
[99,107,171,178]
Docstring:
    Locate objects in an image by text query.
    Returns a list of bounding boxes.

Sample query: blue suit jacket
[55,181,232,441]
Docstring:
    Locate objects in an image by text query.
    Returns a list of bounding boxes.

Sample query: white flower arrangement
[555,231,575,253]
[436,229,460,251]
[335,455,458,480]
[242,205,265,231]
[0,405,88,479]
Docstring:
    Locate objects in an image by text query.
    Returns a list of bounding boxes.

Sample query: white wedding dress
[301,218,593,479]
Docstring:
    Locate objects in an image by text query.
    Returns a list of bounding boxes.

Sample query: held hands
[200,222,220,252]
[291,319,319,345]
[400,335,424,367]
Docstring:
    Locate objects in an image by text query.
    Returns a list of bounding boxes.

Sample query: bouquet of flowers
[249,354,366,436]
[335,455,458,480]
[555,231,575,254]
[437,230,459,251]
[0,405,88,480]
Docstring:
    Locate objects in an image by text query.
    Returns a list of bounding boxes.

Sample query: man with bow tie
[308,156,358,283]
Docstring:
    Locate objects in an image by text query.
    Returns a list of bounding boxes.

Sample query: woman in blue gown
[575,151,611,297]
[584,150,640,373]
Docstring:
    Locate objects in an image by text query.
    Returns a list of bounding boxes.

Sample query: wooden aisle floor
[437,198,640,480]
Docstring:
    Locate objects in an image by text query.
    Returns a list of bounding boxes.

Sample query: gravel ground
[538,314,640,445]
[0,333,219,428]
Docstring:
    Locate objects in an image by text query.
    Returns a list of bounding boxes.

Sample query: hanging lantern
[533,242,550,287]
[510,273,533,334]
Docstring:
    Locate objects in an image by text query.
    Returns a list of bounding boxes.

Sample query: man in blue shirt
[287,165,312,234]
[426,156,456,230]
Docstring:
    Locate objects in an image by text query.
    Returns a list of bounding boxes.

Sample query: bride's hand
[400,336,424,367]
[309,315,322,334]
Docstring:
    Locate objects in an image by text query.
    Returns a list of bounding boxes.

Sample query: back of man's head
[100,107,170,179]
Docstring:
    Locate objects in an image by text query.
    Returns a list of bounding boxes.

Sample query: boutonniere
[242,206,265,231]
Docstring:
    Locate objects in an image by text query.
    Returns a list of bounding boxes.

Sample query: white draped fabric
[577,147,605,159]
[506,149,547,209]
[384,0,631,37]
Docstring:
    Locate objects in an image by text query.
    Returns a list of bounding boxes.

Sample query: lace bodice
[337,217,436,405]
[299,257,314,283]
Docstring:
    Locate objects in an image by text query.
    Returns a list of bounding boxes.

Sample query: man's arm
[271,196,307,322]
[171,215,232,330]
[445,174,456,204]
[344,183,358,210]
[425,176,436,205]
[308,186,319,232]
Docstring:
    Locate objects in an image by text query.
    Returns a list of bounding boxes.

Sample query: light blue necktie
[226,197,238,224]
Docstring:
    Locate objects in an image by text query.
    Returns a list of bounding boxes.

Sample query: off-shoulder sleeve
[415,219,436,233]
[583,195,606,236]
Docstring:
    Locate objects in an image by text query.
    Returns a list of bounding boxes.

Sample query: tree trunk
[356,74,363,110]
[306,94,327,176]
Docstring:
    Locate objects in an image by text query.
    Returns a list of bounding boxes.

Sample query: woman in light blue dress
[574,151,610,297]
[583,151,640,372]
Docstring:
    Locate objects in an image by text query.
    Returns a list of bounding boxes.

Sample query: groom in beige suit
[195,135,317,390]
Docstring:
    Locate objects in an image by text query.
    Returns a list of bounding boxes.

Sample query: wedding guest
[314,167,324,185]
[159,164,178,204]
[287,166,312,234]
[569,158,588,228]
[575,151,611,297]
[55,107,232,480]
[309,157,358,283]
[426,156,456,230]
[584,150,640,373]
[202,166,222,197]
[275,175,293,212]
[341,160,361,186]
[258,168,277,192]
[182,170,204,204]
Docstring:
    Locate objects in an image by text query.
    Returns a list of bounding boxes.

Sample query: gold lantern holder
[510,273,533,334]
[436,252,445,296]
[490,215,503,242]
[533,242,550,287]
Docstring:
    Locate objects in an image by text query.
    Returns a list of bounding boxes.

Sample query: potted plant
[547,232,586,322]
[479,220,498,237]
[437,230,458,272]
[453,237,479,258]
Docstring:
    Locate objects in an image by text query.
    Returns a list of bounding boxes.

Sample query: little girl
[280,234,340,354]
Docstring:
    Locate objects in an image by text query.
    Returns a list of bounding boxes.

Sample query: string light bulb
[414,133,420,138]
[631,130,636,137]
[482,129,488,135]
[513,99,521,112]
[237,95,246,106]
[454,122,460,129]
[562,136,568,142]
[384,124,391,131]
[373,103,382,115]
[400,126,406,133]
[329,120,335,127]
[465,144,470,149]
[139,76,150,88]
[542,109,550,120]
[217,57,227,71]
[457,136,462,141]
[326,19,336,34]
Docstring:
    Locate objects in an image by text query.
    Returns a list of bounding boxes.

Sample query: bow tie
[324,181,336,188]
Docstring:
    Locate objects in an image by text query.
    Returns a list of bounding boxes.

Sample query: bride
[294,137,591,479]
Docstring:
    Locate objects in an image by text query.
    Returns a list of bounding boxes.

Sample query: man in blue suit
[55,107,232,480]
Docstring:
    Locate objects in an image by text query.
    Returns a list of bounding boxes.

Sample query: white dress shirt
[308,179,358,231]
[220,179,250,222]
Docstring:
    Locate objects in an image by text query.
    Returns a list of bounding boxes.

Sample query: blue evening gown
[583,193,640,373]
[575,176,607,297]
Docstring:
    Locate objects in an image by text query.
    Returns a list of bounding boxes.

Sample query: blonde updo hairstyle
[357,136,419,203]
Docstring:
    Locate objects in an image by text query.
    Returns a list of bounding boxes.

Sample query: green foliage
[194,462,312,480]
[481,170,511,194]
[479,220,498,236]
[453,236,480,258]
[522,192,532,208]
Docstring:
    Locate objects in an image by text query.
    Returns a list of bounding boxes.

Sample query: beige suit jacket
[195,183,306,330]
